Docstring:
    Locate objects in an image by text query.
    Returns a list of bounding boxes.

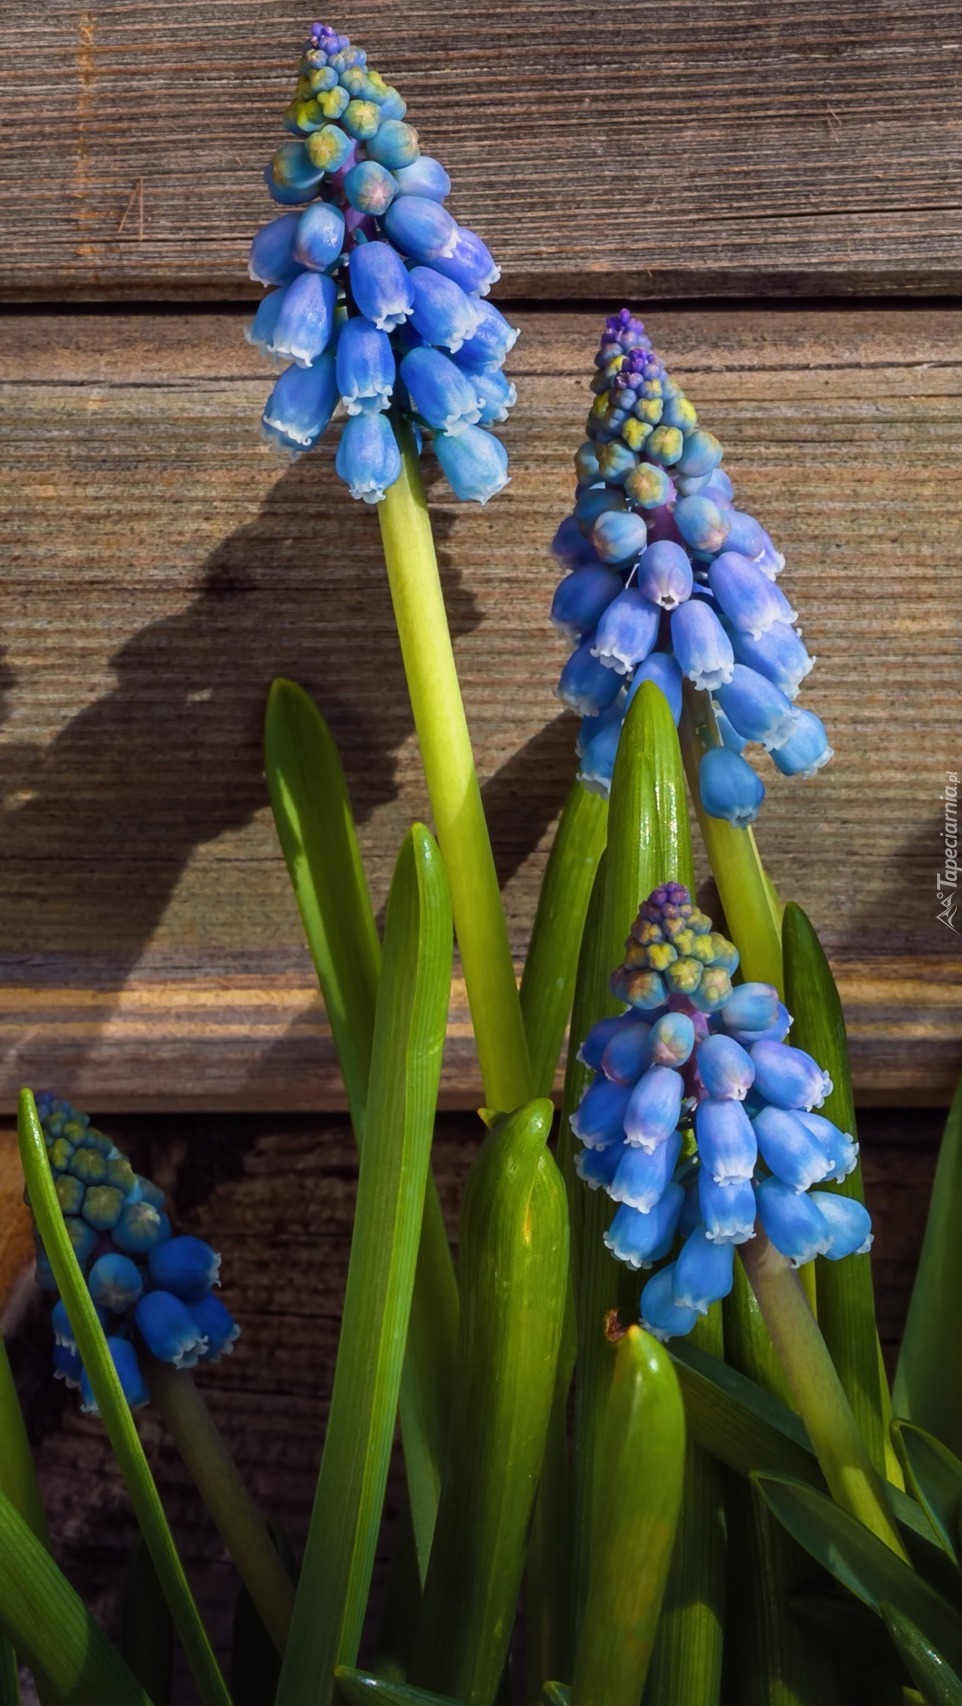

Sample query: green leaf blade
[892,1422,962,1565]
[880,1602,962,1706]
[895,1077,962,1457]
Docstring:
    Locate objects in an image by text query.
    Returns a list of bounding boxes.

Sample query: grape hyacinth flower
[550,310,833,821]
[247,22,517,503]
[569,884,870,1341]
[31,1094,239,1413]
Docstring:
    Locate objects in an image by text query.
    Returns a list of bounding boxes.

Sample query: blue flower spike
[569,885,871,1341]
[30,1094,240,1409]
[248,22,516,502]
[550,309,832,821]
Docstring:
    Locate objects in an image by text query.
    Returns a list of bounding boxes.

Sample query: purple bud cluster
[551,311,833,824]
[247,23,518,505]
[570,885,871,1341]
[32,1094,238,1414]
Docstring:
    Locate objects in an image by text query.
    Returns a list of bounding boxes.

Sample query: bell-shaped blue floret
[591,589,660,675]
[88,1252,144,1314]
[570,1076,632,1150]
[393,156,451,201]
[714,665,799,750]
[600,1019,652,1085]
[808,1192,873,1259]
[623,1064,684,1152]
[709,552,796,638]
[698,746,764,826]
[348,240,415,331]
[336,317,395,413]
[673,1226,736,1312]
[262,354,339,452]
[246,289,287,361]
[472,368,517,424]
[634,540,693,611]
[695,1033,755,1100]
[753,1105,838,1192]
[771,709,833,777]
[434,424,509,503]
[610,1131,682,1212]
[399,346,481,434]
[755,1177,831,1266]
[624,653,684,725]
[135,1291,208,1370]
[190,1293,241,1361]
[647,1011,696,1068]
[578,1013,639,1071]
[575,1144,624,1192]
[271,272,339,367]
[335,411,403,502]
[383,194,458,261]
[750,1040,831,1111]
[591,510,647,566]
[796,1112,859,1182]
[455,300,520,370]
[408,266,482,352]
[52,1343,83,1389]
[430,225,500,295]
[731,622,814,700]
[343,160,399,214]
[81,1337,149,1415]
[293,200,347,271]
[147,1234,221,1303]
[698,1171,757,1244]
[721,508,765,559]
[578,711,622,794]
[674,494,730,555]
[671,601,735,691]
[557,640,625,716]
[551,567,623,642]
[605,1183,685,1271]
[249,211,303,285]
[695,1098,757,1183]
[639,1263,700,1341]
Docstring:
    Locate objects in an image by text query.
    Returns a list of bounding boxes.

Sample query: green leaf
[570,1327,686,1706]
[895,1077,962,1458]
[334,1671,463,1706]
[265,677,381,1138]
[17,1091,229,1706]
[783,902,886,1474]
[410,1101,569,1706]
[121,1537,172,1705]
[543,1689,571,1706]
[670,1337,820,1488]
[754,1472,962,1676]
[276,825,453,1706]
[230,1522,298,1706]
[0,1486,150,1706]
[0,1337,48,1549]
[520,780,607,1097]
[892,1422,962,1565]
[881,1602,962,1705]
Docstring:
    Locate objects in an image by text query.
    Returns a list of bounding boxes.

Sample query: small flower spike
[569,885,869,1342]
[551,310,831,820]
[247,22,517,503]
[30,1094,240,1408]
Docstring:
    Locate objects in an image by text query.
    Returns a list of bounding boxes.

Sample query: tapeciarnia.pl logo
[937,771,959,932]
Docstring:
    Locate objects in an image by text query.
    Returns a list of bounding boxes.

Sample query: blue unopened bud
[574,486,625,533]
[335,411,402,502]
[135,1291,208,1370]
[454,300,519,370]
[400,345,482,434]
[596,440,639,486]
[731,622,814,700]
[267,142,323,202]
[808,1192,872,1258]
[343,159,399,215]
[148,1235,221,1303]
[190,1293,241,1361]
[472,368,516,424]
[570,1076,632,1150]
[64,1217,98,1267]
[675,429,723,478]
[698,1172,757,1244]
[578,1013,640,1071]
[605,1184,685,1271]
[771,709,833,777]
[600,1019,652,1085]
[722,508,765,559]
[673,1226,735,1312]
[383,195,458,261]
[249,212,303,286]
[81,1337,148,1415]
[348,240,415,331]
[591,510,647,566]
[429,225,500,295]
[262,354,339,452]
[750,1041,832,1111]
[393,156,451,201]
[696,1033,755,1100]
[721,983,781,1035]
[625,654,684,725]
[81,1185,126,1231]
[709,552,796,638]
[366,118,420,169]
[674,494,730,555]
[88,1252,144,1313]
[671,601,735,691]
[714,665,799,750]
[796,1112,859,1182]
[557,640,625,716]
[293,200,346,270]
[634,540,693,611]
[304,124,355,174]
[640,1262,700,1341]
[610,1131,682,1212]
[271,272,338,367]
[342,98,382,140]
[755,1177,831,1266]
[550,566,622,642]
[434,425,509,503]
[591,589,660,675]
[695,1099,757,1183]
[625,463,674,509]
[698,746,764,826]
[648,1011,696,1067]
[624,1065,684,1152]
[754,1105,837,1191]
[336,317,395,413]
[112,1200,171,1256]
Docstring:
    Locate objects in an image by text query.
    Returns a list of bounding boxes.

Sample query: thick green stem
[145,1360,294,1654]
[379,423,532,1113]
[739,1235,907,1558]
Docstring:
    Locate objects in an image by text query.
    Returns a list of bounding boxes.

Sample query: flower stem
[144,1358,295,1654]
[739,1234,907,1559]
[378,422,532,1112]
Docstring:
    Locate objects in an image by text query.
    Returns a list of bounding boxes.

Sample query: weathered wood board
[1,306,960,1106]
[2,3,962,300]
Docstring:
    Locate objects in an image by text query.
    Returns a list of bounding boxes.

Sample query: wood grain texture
[1,305,960,1107]
[2,2,962,300]
[5,1106,945,1688]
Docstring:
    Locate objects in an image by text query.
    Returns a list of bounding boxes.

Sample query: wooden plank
[4,1106,945,1676]
[2,3,962,301]
[0,305,960,1107]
